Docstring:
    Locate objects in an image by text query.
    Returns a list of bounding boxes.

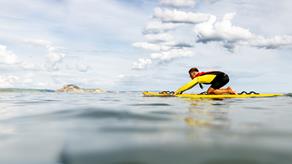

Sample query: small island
[56,84,104,93]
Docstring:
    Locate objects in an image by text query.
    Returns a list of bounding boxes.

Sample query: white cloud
[24,39,52,48]
[0,75,19,87]
[132,7,201,70]
[133,41,192,52]
[144,33,174,43]
[19,61,36,70]
[24,39,66,71]
[160,0,196,8]
[144,20,178,33]
[0,45,18,65]
[76,63,90,72]
[248,35,292,49]
[132,48,193,70]
[194,13,292,50]
[132,58,152,70]
[47,51,65,64]
[0,0,155,89]
[194,13,253,43]
[150,48,193,61]
[154,8,210,24]
[117,74,126,79]
[133,42,172,51]
[24,39,63,57]
[46,51,65,71]
[24,39,92,72]
[0,44,39,70]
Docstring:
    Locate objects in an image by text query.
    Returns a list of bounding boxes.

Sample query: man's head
[189,67,199,79]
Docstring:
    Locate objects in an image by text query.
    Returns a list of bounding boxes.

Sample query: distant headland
[56,84,104,93]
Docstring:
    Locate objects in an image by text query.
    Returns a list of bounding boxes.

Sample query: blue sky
[0,0,292,93]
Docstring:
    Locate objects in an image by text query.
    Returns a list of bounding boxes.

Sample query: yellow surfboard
[143,91,283,99]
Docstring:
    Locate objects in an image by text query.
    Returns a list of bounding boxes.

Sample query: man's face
[190,71,198,79]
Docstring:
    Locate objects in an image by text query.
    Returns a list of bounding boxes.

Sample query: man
[175,67,237,95]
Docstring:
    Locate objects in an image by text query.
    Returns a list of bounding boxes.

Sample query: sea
[0,89,292,164]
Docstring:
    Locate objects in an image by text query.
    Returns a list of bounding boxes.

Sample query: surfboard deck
[143,91,283,99]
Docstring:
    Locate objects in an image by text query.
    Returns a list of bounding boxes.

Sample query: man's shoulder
[203,71,224,75]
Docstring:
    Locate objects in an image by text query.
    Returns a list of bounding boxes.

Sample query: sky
[0,0,292,93]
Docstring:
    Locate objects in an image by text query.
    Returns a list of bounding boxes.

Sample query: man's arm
[174,78,198,95]
[174,74,216,95]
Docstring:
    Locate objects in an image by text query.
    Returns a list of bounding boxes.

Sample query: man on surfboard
[175,67,237,95]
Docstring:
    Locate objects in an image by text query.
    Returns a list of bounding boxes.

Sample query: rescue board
[143,91,283,99]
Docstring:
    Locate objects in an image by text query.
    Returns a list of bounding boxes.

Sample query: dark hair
[189,67,199,76]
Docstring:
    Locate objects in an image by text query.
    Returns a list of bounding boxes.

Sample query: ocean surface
[0,89,292,164]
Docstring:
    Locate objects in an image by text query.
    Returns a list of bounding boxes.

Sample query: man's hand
[174,91,182,95]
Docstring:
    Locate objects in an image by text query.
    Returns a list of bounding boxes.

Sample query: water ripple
[130,103,171,106]
[10,108,172,122]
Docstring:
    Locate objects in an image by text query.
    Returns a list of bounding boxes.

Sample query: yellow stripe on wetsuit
[175,74,216,94]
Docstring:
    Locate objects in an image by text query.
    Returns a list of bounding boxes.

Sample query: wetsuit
[175,71,229,94]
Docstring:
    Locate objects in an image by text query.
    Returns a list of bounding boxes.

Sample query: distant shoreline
[0,88,55,93]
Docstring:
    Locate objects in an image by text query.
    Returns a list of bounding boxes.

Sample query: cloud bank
[154,8,210,24]
[133,0,292,70]
[194,13,292,50]
[0,0,148,89]
[132,1,201,70]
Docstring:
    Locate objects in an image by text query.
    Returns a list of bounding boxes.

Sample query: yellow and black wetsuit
[175,71,229,94]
